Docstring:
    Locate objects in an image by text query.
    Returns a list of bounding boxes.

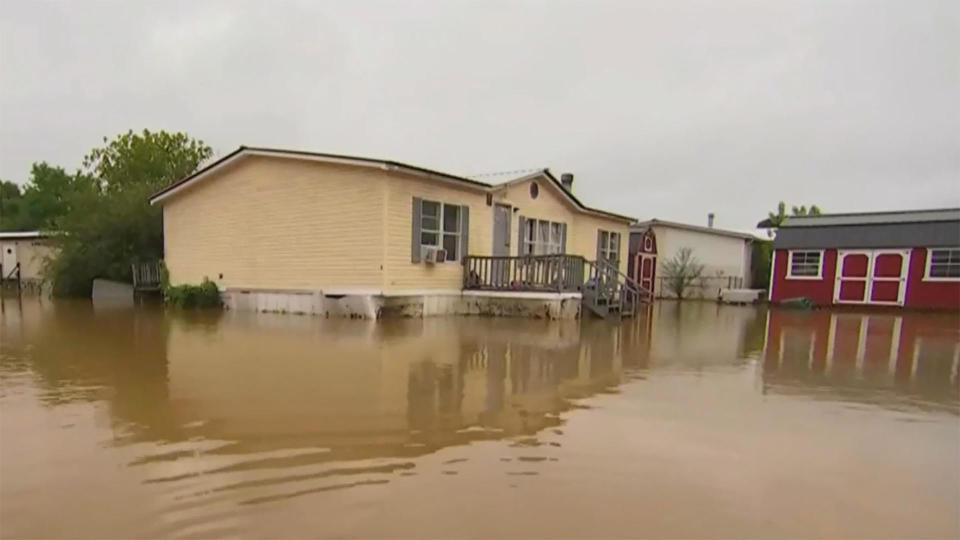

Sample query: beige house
[0,231,55,286]
[150,147,634,318]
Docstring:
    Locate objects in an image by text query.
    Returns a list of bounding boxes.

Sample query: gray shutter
[412,197,422,263]
[459,205,469,262]
[560,223,567,253]
[596,230,603,262]
[517,216,526,256]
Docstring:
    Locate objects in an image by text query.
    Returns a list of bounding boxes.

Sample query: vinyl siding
[383,173,492,291]
[162,156,385,290]
[0,240,54,280]
[651,226,750,296]
[162,159,631,294]
[501,178,630,275]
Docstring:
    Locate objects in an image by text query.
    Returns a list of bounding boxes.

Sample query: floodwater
[1,298,958,540]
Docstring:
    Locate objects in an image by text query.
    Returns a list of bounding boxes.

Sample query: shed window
[927,248,960,279]
[521,218,564,255]
[419,199,463,262]
[788,250,822,278]
[599,230,621,262]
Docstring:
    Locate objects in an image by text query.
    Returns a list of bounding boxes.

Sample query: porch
[462,254,651,318]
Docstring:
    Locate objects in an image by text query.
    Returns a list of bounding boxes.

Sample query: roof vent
[560,173,574,192]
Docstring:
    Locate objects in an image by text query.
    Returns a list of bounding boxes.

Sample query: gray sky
[1,0,958,230]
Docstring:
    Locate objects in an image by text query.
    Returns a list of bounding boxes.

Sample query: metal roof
[630,219,760,241]
[774,221,960,249]
[781,208,960,228]
[0,231,50,240]
[150,147,634,222]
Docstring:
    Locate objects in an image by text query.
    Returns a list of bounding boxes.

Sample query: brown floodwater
[1,297,958,539]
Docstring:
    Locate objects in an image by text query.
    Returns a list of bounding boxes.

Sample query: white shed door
[2,243,16,275]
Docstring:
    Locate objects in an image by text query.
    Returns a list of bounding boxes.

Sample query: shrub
[661,247,705,300]
[164,278,221,308]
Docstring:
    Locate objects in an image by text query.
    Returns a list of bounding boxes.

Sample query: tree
[661,247,705,300]
[791,204,822,216]
[765,201,788,229]
[0,180,22,231]
[759,201,824,237]
[47,130,212,296]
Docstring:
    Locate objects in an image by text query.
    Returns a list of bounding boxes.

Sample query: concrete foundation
[222,288,582,320]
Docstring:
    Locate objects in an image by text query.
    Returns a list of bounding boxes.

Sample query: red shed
[768,208,960,309]
[627,227,657,293]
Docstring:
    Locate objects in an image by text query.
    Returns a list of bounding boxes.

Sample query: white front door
[1,243,16,276]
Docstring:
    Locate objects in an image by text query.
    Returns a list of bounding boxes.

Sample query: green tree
[766,201,788,229]
[661,247,705,300]
[48,130,212,296]
[760,201,824,236]
[791,204,822,216]
[16,163,96,231]
[755,201,824,288]
[0,180,23,231]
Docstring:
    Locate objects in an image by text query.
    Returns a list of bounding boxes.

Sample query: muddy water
[1,298,957,539]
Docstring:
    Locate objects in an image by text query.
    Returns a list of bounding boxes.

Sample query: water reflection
[762,309,960,411]
[2,297,958,539]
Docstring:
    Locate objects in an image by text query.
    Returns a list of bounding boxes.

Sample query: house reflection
[762,309,960,408]
[156,314,634,458]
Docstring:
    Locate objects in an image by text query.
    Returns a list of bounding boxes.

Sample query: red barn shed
[768,208,960,309]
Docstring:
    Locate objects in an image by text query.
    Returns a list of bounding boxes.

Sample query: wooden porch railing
[131,261,163,292]
[463,255,585,292]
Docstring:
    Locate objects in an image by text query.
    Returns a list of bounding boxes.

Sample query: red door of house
[639,255,657,292]
[835,251,870,303]
[869,251,909,305]
[834,250,910,306]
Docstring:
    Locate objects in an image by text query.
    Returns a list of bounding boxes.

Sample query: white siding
[653,226,751,298]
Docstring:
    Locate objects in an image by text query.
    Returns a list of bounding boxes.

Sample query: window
[643,236,653,252]
[521,218,564,255]
[787,250,822,278]
[420,199,461,262]
[926,248,960,279]
[599,230,620,262]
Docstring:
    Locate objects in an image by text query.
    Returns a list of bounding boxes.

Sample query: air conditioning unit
[422,246,447,264]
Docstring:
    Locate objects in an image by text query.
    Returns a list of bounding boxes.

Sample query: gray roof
[774,209,960,250]
[782,208,960,227]
[631,219,759,241]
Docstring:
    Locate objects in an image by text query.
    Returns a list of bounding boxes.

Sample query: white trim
[785,249,824,280]
[833,249,910,306]
[767,249,777,301]
[833,250,872,304]
[635,253,655,292]
[0,231,50,240]
[922,247,960,282]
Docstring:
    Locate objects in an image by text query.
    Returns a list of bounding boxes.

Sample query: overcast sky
[1,0,957,230]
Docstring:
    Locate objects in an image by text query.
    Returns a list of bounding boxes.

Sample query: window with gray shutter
[412,197,467,263]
